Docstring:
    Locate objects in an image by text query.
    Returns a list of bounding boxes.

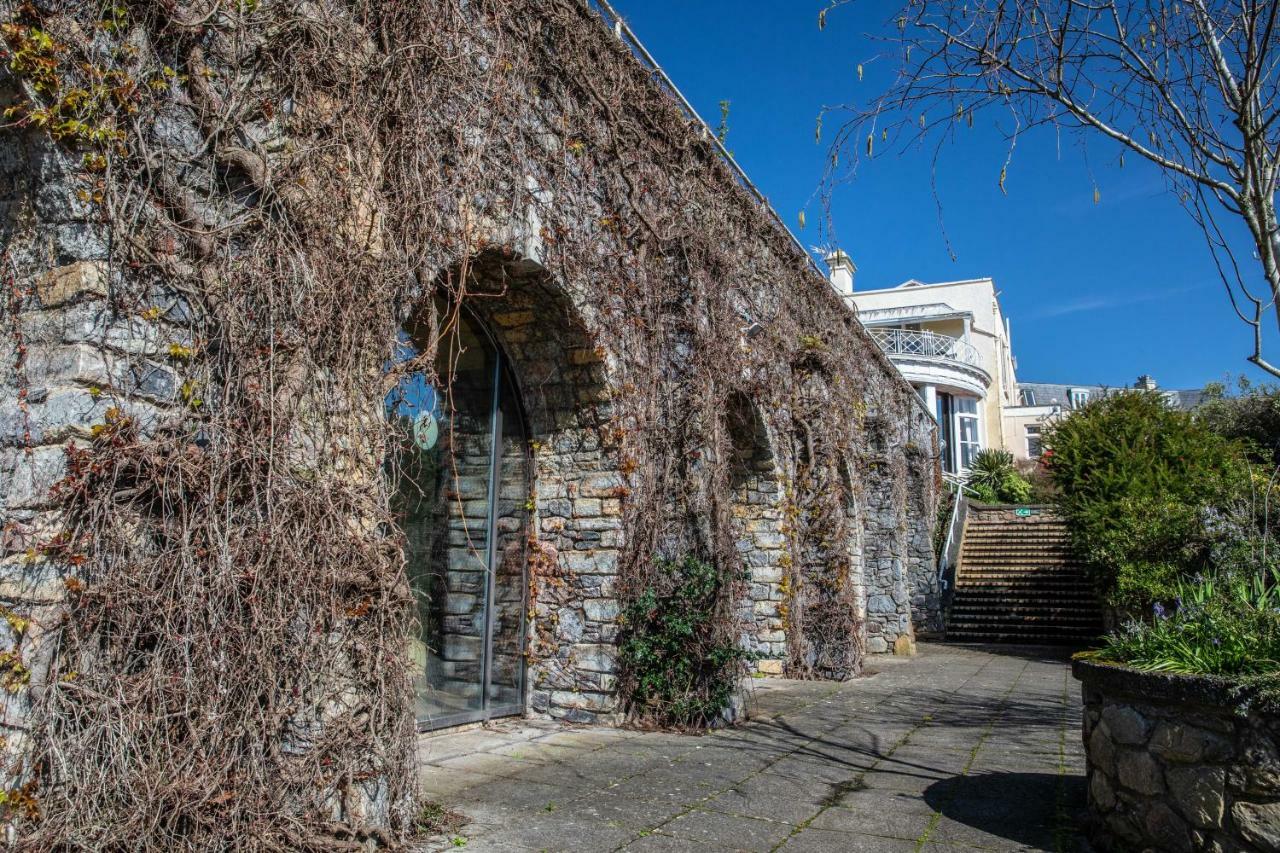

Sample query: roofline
[853,277,995,295]
[1018,381,1204,393]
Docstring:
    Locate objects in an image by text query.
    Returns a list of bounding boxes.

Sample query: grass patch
[414,800,469,838]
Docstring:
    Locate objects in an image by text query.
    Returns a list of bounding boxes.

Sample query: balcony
[867,328,992,397]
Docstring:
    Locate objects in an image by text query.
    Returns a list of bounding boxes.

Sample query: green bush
[618,555,754,727]
[1089,569,1280,677]
[1196,380,1280,467]
[1042,390,1254,607]
[966,449,1033,504]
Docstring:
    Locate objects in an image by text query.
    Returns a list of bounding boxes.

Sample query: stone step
[962,540,1075,548]
[964,529,1071,539]
[945,629,1100,644]
[960,557,1079,567]
[952,612,1100,625]
[957,571,1089,580]
[967,522,1069,531]
[952,593,1096,606]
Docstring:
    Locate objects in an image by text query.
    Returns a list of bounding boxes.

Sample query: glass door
[386,303,530,730]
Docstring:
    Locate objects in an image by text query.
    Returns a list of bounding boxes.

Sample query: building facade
[1003,376,1206,463]
[832,259,1204,471]
[834,264,1019,474]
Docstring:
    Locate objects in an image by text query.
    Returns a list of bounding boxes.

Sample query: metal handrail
[869,328,983,370]
[589,0,825,280]
[937,488,969,592]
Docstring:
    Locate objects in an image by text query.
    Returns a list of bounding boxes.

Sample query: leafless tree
[821,0,1280,378]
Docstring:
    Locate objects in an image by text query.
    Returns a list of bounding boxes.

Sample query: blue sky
[610,0,1274,390]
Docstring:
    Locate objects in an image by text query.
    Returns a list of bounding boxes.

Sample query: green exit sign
[1015,508,1033,517]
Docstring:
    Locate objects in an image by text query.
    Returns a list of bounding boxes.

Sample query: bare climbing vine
[0,0,929,848]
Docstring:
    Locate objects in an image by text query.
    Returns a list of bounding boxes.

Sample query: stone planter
[1074,659,1280,852]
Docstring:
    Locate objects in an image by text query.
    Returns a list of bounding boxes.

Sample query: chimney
[1134,374,1158,391]
[825,250,857,297]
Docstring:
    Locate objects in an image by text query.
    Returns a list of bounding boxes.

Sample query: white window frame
[953,397,982,471]
[1025,424,1043,459]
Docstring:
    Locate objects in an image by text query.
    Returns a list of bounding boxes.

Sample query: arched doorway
[724,393,787,672]
[386,299,532,730]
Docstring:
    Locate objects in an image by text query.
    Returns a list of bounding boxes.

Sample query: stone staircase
[946,505,1103,645]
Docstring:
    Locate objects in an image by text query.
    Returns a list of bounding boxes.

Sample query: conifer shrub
[1042,391,1257,607]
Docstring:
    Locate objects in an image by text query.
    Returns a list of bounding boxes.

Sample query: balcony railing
[869,328,983,369]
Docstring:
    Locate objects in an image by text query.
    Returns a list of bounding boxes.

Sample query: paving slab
[415,643,1090,851]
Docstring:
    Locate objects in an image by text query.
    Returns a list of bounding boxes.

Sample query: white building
[830,254,1018,474]
[829,253,1203,471]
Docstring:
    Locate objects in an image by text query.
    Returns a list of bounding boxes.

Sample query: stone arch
[784,364,864,679]
[905,412,943,634]
[442,249,624,725]
[723,392,787,673]
[860,413,913,654]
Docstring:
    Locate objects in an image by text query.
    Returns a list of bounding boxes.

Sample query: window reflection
[387,302,530,728]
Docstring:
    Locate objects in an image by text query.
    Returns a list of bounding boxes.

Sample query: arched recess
[723,392,787,673]
[859,413,913,654]
[904,412,943,634]
[407,249,621,726]
[386,294,534,730]
[784,364,863,679]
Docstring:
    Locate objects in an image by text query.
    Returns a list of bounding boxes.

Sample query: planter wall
[1075,660,1280,852]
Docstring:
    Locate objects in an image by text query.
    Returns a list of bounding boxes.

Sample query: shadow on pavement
[922,641,1087,664]
[923,771,1087,850]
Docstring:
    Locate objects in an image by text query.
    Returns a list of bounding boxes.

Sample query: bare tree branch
[823,0,1280,379]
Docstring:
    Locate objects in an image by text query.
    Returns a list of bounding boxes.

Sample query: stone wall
[0,2,942,746]
[0,126,194,780]
[860,417,913,654]
[905,420,943,636]
[1076,660,1280,853]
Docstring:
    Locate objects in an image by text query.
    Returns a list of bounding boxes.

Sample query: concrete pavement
[416,644,1089,852]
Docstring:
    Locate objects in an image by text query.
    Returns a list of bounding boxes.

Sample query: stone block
[1166,765,1225,828]
[578,473,624,497]
[582,599,618,622]
[549,690,613,713]
[1117,749,1164,797]
[1103,704,1154,746]
[1152,721,1235,764]
[756,659,783,675]
[22,343,110,387]
[1142,801,1193,853]
[1090,771,1116,811]
[55,223,109,261]
[573,644,615,674]
[1231,801,1280,851]
[1,447,68,510]
[1238,728,1280,795]
[1089,723,1117,776]
[573,498,602,517]
[35,262,109,308]
[866,594,895,615]
[560,550,616,575]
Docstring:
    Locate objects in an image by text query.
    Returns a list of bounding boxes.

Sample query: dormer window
[1068,388,1090,409]
[1020,388,1036,406]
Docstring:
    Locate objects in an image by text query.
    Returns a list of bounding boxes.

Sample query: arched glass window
[386,300,531,729]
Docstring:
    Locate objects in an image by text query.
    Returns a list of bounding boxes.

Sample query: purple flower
[1213,638,1222,646]
[1153,602,1168,620]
